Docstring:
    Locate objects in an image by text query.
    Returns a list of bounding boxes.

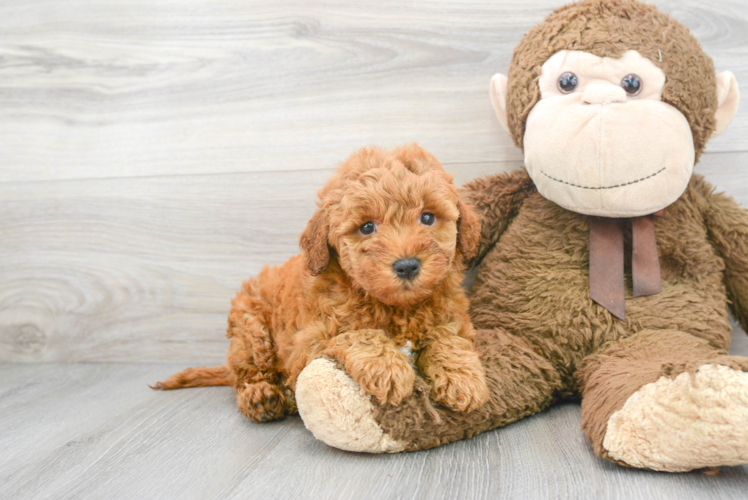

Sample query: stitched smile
[541,167,666,190]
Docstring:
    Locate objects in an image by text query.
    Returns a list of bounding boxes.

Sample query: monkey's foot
[603,364,748,471]
[296,358,406,453]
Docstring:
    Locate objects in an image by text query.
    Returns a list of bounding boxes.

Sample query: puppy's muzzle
[393,258,421,280]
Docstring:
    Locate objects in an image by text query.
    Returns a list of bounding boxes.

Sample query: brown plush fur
[154,144,489,421]
[308,1,748,462]
[577,329,748,464]
[366,171,748,453]
[506,0,717,161]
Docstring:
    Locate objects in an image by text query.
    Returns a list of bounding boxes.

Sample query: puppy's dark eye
[420,213,436,226]
[359,221,376,235]
[621,74,642,95]
[557,72,578,93]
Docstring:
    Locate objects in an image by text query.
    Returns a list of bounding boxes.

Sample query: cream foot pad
[603,364,748,471]
[296,358,406,453]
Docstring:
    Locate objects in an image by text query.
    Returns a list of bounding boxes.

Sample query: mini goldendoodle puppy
[153,144,489,422]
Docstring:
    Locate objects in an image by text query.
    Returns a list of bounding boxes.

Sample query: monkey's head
[490,0,740,217]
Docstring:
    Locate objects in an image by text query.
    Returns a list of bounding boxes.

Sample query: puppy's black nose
[393,258,421,280]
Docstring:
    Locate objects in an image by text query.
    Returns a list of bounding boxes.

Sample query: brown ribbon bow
[589,209,665,319]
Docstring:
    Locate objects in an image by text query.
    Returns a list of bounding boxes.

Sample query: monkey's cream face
[523,50,695,217]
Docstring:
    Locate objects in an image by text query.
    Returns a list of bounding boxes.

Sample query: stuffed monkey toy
[293,0,748,472]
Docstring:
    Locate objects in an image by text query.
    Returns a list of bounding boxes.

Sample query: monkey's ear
[713,71,740,137]
[299,208,330,275]
[490,73,510,133]
[457,200,481,261]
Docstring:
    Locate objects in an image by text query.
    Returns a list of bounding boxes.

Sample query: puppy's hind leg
[227,312,292,423]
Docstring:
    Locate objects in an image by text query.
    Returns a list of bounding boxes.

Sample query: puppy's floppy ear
[457,200,481,260]
[299,207,330,275]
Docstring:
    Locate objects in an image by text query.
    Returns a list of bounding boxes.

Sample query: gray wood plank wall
[2,0,747,364]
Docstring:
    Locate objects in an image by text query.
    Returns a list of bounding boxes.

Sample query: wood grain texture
[0,161,522,362]
[2,0,748,362]
[0,0,746,184]
[0,362,746,500]
[2,153,747,362]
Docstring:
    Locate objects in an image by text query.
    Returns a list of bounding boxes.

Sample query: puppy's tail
[150,365,235,390]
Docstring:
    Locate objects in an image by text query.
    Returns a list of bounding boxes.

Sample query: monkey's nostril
[393,258,421,280]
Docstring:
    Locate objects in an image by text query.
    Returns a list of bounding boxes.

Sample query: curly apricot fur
[154,144,487,420]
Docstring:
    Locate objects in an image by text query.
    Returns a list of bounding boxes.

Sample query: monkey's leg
[227,313,292,423]
[295,328,564,452]
[577,329,748,471]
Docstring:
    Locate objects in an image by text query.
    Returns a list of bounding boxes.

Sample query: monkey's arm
[696,176,748,332]
[460,168,535,264]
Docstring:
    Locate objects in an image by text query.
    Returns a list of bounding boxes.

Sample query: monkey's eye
[621,74,642,95]
[359,221,376,235]
[420,213,436,226]
[557,72,578,93]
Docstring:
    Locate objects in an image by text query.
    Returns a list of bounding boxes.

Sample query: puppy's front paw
[349,354,416,406]
[321,330,416,406]
[429,363,489,413]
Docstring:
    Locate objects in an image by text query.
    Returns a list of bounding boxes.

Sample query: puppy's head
[300,144,480,307]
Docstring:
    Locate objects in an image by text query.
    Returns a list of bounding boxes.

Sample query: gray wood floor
[2,0,748,498]
[1,331,747,500]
